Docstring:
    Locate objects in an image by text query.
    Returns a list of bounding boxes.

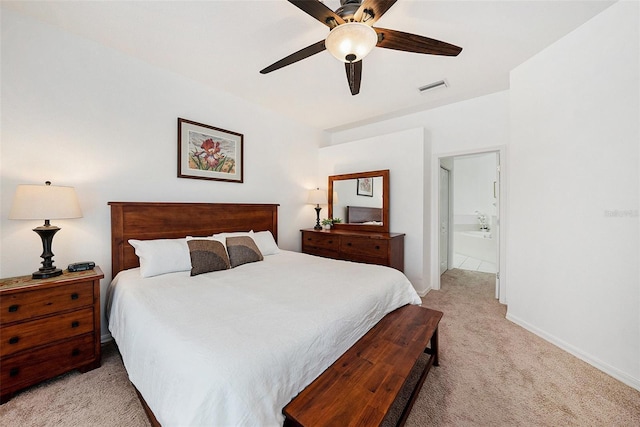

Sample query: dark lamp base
[32,222,62,280]
[314,205,322,230]
[32,268,63,279]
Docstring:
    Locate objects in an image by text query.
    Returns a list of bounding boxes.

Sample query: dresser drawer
[1,307,94,357]
[302,231,339,252]
[340,236,389,259]
[300,230,404,273]
[0,281,94,324]
[1,334,95,392]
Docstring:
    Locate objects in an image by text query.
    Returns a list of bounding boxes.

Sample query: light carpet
[409,268,640,426]
[1,268,638,426]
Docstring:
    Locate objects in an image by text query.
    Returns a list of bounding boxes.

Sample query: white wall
[318,128,428,293]
[329,91,510,293]
[507,0,639,390]
[0,9,324,339]
[453,153,497,230]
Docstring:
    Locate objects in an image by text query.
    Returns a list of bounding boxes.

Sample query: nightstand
[0,267,103,403]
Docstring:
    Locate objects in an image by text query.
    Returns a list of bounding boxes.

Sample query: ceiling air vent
[418,79,448,94]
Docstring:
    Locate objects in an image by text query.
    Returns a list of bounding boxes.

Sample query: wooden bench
[283,304,443,427]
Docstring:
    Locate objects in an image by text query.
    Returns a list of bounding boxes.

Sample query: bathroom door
[439,167,450,275]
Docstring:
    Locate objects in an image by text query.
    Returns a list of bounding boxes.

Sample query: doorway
[434,148,505,303]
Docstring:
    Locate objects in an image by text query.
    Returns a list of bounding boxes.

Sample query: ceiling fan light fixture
[325,22,378,63]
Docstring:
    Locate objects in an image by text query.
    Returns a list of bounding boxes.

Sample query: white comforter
[108,250,421,426]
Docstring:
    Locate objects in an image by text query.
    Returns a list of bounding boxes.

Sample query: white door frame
[439,166,451,275]
[430,145,507,305]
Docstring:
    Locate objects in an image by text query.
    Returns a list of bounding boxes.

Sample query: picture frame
[178,118,243,183]
[357,177,373,197]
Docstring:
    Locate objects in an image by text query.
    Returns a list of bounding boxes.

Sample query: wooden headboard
[109,202,278,278]
[346,206,383,224]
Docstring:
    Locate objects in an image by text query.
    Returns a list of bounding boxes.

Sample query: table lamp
[307,188,327,230]
[9,181,83,279]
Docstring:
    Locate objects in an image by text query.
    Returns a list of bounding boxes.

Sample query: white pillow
[252,230,280,256]
[128,238,191,278]
[186,235,225,244]
[212,231,254,240]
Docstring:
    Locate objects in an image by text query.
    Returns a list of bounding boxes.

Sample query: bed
[346,205,383,225]
[107,202,421,426]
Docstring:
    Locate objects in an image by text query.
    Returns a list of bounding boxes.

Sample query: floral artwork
[188,131,236,174]
[178,118,243,183]
[357,177,373,196]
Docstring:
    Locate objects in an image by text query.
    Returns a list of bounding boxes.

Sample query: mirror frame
[328,169,390,233]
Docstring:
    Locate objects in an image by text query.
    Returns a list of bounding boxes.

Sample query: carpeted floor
[0,340,150,427]
[408,268,640,426]
[1,268,638,426]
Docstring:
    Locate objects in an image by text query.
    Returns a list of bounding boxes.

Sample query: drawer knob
[71,349,81,357]
[347,243,352,246]
[8,336,19,345]
[71,321,80,328]
[328,240,333,244]
[9,367,19,377]
[8,304,19,313]
[375,245,380,250]
[71,293,79,300]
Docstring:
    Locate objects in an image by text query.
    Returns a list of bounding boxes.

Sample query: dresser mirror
[328,169,390,233]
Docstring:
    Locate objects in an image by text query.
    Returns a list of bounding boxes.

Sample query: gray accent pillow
[227,236,264,268]
[187,239,230,276]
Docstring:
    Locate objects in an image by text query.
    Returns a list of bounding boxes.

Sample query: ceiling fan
[260,0,462,96]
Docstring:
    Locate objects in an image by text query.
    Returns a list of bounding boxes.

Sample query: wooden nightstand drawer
[0,267,102,403]
[302,231,339,251]
[1,307,94,357]
[0,281,94,324]
[340,236,389,259]
[1,334,95,392]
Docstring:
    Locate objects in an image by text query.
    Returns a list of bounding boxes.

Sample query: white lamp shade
[9,183,83,220]
[325,22,378,63]
[307,188,327,205]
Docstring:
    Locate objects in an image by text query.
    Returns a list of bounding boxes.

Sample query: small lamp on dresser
[8,181,82,279]
[307,188,327,230]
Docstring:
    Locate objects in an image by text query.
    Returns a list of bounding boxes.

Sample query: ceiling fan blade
[354,0,398,26]
[288,0,345,28]
[260,40,326,74]
[375,27,462,56]
[345,60,362,96]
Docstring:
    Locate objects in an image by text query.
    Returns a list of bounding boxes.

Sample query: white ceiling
[3,0,615,131]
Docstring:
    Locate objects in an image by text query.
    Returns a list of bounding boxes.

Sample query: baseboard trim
[418,288,432,298]
[101,333,113,344]
[418,287,432,297]
[506,312,640,392]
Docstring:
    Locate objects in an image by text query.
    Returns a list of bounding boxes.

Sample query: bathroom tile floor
[453,253,496,274]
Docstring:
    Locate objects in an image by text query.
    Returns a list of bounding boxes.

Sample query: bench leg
[423,326,439,366]
[432,327,439,367]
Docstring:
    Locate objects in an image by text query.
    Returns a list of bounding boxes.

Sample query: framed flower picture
[178,118,243,183]
[357,177,373,196]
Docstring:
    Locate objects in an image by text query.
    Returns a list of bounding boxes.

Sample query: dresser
[301,229,405,272]
[0,267,103,403]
